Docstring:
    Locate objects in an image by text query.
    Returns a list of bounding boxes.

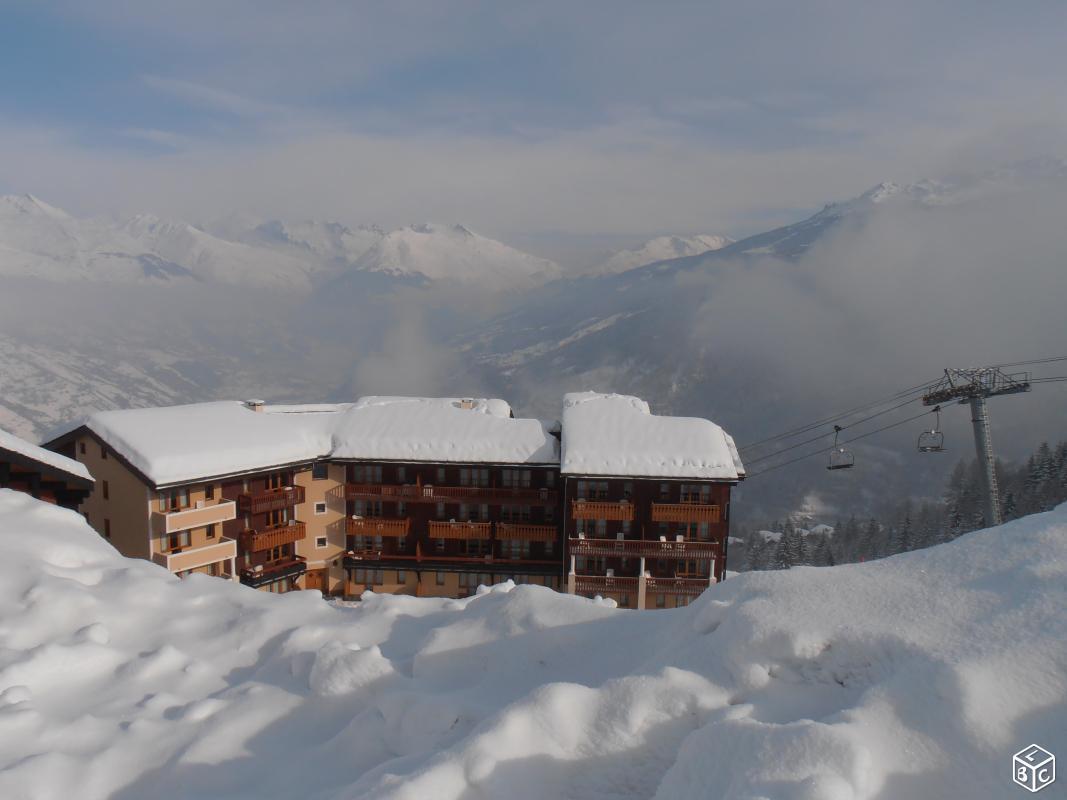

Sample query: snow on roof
[76,401,344,487]
[69,396,557,487]
[560,392,743,480]
[330,396,558,465]
[0,426,92,483]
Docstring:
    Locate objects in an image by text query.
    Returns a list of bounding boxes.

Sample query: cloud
[141,76,288,118]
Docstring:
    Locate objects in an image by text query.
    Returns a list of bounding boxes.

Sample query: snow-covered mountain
[243,219,385,265]
[0,195,317,289]
[353,223,562,289]
[588,234,732,275]
[1,489,1063,798]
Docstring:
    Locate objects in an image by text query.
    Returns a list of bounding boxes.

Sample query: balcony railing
[496,522,558,542]
[650,502,721,523]
[240,521,306,553]
[427,520,493,540]
[151,499,237,536]
[345,482,557,505]
[644,576,712,596]
[238,485,306,515]
[573,575,640,595]
[570,500,634,521]
[152,536,237,573]
[240,555,307,587]
[346,517,411,538]
[568,537,718,559]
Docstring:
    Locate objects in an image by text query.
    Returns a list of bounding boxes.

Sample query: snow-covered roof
[331,397,559,465]
[0,427,93,483]
[559,392,744,480]
[57,396,559,487]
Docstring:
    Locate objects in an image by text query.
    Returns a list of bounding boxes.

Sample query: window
[351,464,382,483]
[436,571,446,586]
[168,530,191,551]
[436,467,446,484]
[205,483,215,500]
[314,501,327,515]
[206,524,216,539]
[460,468,488,487]
[397,570,406,584]
[656,594,666,608]
[623,482,633,499]
[545,471,555,488]
[396,466,406,483]
[104,519,111,539]
[316,536,328,548]
[102,480,109,500]
[620,594,630,608]
[312,462,328,480]
[659,483,670,500]
[436,502,446,518]
[501,469,532,488]
[79,441,86,455]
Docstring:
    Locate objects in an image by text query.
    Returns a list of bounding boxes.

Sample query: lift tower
[922,368,1031,527]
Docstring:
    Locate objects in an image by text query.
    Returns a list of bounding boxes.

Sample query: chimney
[459,398,476,410]
[244,399,266,413]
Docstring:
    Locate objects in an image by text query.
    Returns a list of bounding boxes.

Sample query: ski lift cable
[989,355,1067,369]
[738,378,939,451]
[743,394,925,465]
[746,407,940,478]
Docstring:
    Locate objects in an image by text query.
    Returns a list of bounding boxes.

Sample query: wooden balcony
[240,555,307,587]
[152,536,237,573]
[427,520,492,540]
[650,502,721,523]
[238,485,306,515]
[346,517,411,537]
[345,482,557,506]
[568,537,718,560]
[240,521,306,553]
[495,522,558,542]
[644,576,712,596]
[571,500,634,521]
[573,575,640,595]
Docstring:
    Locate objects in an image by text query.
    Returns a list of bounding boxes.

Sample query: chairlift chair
[917,405,946,453]
[827,425,855,470]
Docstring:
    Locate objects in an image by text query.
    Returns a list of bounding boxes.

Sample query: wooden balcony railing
[570,500,634,521]
[650,502,721,523]
[427,520,493,540]
[345,483,557,506]
[346,517,411,538]
[568,537,718,559]
[644,576,712,596]
[495,522,558,542]
[240,521,306,553]
[238,485,306,515]
[573,575,640,594]
[240,555,307,587]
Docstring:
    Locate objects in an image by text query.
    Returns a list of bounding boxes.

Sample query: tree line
[735,439,1067,571]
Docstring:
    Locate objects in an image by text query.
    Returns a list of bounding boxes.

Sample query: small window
[206,524,216,539]
[312,462,328,480]
[397,569,406,583]
[314,501,327,515]
[619,593,630,608]
[546,471,555,488]
[103,519,111,539]
[437,467,446,484]
[656,594,666,608]
[436,571,445,585]
[205,484,215,500]
[397,466,406,483]
[79,441,86,455]
[315,536,327,548]
[102,480,109,500]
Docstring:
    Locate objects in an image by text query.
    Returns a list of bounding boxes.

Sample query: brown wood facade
[0,445,93,510]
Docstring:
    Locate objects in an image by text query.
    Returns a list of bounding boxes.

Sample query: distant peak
[0,193,70,219]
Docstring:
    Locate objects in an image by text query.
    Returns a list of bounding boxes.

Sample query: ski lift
[918,405,946,453]
[827,425,854,470]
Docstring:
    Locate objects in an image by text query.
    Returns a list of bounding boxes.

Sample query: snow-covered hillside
[354,223,562,288]
[1,488,1063,799]
[589,234,732,275]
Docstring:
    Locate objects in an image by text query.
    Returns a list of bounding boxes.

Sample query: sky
[2,1,1067,243]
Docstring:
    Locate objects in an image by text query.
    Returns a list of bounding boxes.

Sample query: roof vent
[244,399,266,413]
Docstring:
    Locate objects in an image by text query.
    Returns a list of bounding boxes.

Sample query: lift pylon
[922,368,1031,527]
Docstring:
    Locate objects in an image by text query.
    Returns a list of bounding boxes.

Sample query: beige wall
[74,434,152,560]
[294,463,347,594]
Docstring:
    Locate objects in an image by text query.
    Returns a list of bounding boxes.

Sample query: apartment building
[1,426,93,509]
[45,393,745,607]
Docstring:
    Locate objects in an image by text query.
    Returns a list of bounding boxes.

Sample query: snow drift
[0,489,1063,799]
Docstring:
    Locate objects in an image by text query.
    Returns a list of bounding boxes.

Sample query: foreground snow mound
[0,489,1064,799]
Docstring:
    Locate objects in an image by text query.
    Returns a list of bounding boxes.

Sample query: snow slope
[1,489,1064,799]
[353,223,562,288]
[589,234,732,275]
